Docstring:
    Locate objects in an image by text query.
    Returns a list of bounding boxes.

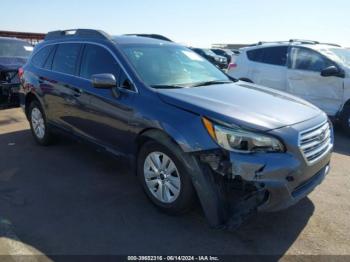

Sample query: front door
[287,47,344,116]
[72,43,137,155]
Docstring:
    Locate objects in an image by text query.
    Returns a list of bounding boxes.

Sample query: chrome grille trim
[299,121,332,165]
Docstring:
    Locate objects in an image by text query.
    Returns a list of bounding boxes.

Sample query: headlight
[202,117,285,153]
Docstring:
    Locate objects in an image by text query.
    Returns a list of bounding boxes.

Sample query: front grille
[299,121,332,165]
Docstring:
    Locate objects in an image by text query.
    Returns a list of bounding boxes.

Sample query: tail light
[227,63,237,71]
[18,67,24,79]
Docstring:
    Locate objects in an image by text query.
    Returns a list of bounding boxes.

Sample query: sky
[1,0,350,47]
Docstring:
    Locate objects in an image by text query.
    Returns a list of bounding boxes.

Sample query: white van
[227,40,350,134]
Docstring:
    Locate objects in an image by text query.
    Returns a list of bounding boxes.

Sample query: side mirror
[321,66,345,78]
[91,74,117,89]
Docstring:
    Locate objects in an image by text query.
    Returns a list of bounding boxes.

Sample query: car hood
[157,81,323,131]
[0,57,27,71]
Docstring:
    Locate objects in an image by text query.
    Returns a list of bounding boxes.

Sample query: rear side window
[31,45,54,68]
[43,45,56,70]
[289,47,334,72]
[247,48,264,62]
[52,44,81,75]
[247,46,288,66]
[79,44,119,79]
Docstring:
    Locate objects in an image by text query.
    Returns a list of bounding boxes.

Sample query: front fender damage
[191,150,269,230]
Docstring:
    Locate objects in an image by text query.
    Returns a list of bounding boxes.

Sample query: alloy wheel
[31,107,45,139]
[143,151,181,203]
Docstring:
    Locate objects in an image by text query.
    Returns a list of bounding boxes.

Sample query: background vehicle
[227,39,350,134]
[0,37,33,107]
[20,30,332,229]
[190,47,227,69]
[211,48,235,64]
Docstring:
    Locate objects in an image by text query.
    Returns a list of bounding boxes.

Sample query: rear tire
[28,100,53,146]
[341,105,350,136]
[137,140,195,215]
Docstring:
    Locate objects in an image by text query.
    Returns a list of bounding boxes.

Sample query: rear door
[46,43,85,130]
[26,44,57,113]
[246,46,288,91]
[286,47,344,115]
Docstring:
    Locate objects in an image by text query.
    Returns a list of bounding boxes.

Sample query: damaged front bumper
[192,119,333,230]
[194,149,332,230]
[229,149,332,212]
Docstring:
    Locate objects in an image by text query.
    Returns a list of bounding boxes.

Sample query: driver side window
[80,44,134,90]
[80,44,119,79]
[289,47,334,72]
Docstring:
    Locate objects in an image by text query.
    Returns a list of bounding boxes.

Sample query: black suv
[190,48,227,69]
[211,48,234,64]
[0,37,32,107]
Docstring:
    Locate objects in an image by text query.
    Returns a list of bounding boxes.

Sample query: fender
[23,91,45,119]
[159,114,218,153]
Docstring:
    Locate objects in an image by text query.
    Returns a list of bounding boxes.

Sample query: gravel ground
[0,108,349,259]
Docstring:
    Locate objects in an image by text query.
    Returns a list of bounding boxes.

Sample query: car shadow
[0,129,315,257]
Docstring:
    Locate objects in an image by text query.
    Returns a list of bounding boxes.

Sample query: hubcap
[31,107,45,139]
[143,152,181,203]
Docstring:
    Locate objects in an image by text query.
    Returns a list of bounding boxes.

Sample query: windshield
[0,39,33,58]
[329,48,350,67]
[121,45,230,87]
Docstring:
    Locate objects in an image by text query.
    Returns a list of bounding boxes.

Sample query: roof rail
[289,39,319,44]
[124,34,172,42]
[250,39,342,48]
[249,41,288,46]
[320,42,341,47]
[290,39,341,47]
[45,29,111,41]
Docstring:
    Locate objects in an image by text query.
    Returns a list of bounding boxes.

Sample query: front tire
[341,105,350,136]
[137,140,195,214]
[28,101,53,145]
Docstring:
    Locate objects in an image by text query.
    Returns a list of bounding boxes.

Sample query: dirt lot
[0,108,349,259]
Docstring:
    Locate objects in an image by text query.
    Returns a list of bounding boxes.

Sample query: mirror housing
[321,66,345,78]
[91,74,117,89]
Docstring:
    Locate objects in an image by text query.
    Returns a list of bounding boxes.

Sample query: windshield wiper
[151,84,185,89]
[189,80,232,87]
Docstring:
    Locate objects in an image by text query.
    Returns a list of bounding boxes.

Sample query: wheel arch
[135,127,229,228]
[136,128,186,156]
[342,99,350,110]
[24,92,43,120]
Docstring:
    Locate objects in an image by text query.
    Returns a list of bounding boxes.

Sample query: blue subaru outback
[19,29,333,229]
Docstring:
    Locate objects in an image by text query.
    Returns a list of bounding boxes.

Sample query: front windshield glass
[329,48,350,67]
[0,39,33,58]
[121,45,230,87]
